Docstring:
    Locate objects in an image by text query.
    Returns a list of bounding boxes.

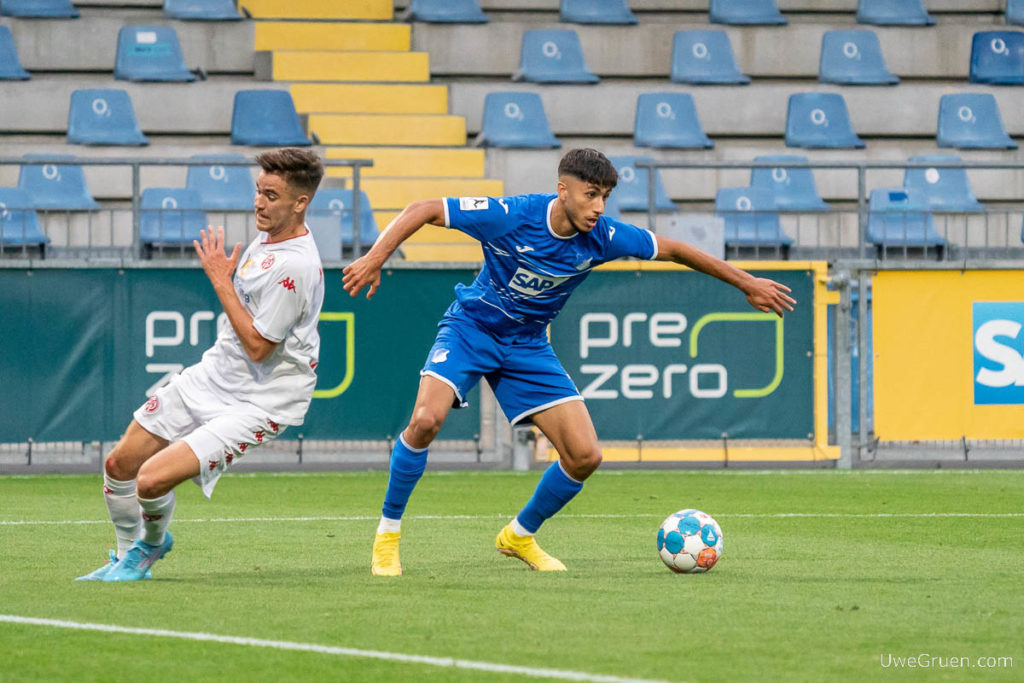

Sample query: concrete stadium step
[291,84,448,115]
[254,22,410,52]
[269,51,430,82]
[308,114,467,146]
[362,178,504,211]
[239,0,392,20]
[325,147,485,178]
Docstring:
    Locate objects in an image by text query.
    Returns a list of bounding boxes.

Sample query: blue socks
[515,462,584,534]
[381,434,428,521]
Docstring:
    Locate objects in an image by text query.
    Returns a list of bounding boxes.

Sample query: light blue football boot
[103,532,173,582]
[75,549,152,581]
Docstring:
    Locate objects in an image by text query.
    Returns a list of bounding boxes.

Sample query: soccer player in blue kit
[342,148,796,575]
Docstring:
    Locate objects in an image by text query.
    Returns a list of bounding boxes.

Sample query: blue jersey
[442,193,657,338]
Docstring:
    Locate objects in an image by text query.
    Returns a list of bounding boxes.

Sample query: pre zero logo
[973,301,1024,405]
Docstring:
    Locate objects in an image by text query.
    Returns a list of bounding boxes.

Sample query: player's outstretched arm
[194,226,277,362]
[342,199,446,299]
[653,235,797,317]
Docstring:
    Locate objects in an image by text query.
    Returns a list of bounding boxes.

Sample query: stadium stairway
[250,0,500,261]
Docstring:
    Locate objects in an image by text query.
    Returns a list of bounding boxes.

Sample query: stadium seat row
[0,0,241,20]
[478,90,1018,151]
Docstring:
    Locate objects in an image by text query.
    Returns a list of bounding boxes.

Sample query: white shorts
[133,378,286,499]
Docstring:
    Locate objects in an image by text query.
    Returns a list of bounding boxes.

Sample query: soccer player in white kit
[76,148,326,582]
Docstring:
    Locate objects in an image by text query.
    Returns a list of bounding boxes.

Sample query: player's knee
[565,445,602,480]
[104,445,136,481]
[135,467,170,499]
[407,406,445,443]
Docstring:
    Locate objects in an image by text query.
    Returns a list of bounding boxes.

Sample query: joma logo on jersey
[508,267,568,296]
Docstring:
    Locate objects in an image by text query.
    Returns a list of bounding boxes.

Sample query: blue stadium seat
[163,0,243,20]
[936,93,1017,149]
[819,29,898,85]
[307,189,379,260]
[409,0,487,23]
[750,155,829,211]
[0,26,29,80]
[0,187,48,253]
[608,156,675,212]
[1009,0,1024,26]
[856,0,933,25]
[714,187,793,250]
[0,0,78,18]
[514,29,598,83]
[902,155,983,212]
[633,93,713,149]
[969,31,1024,84]
[231,90,312,146]
[670,30,749,85]
[139,188,207,251]
[475,92,560,148]
[67,89,148,146]
[17,154,99,211]
[867,188,946,252]
[603,189,623,221]
[560,0,636,25]
[186,154,255,211]
[709,0,786,25]
[114,26,195,82]
[785,92,865,148]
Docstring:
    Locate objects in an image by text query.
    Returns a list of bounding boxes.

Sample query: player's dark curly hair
[256,147,325,197]
[557,148,618,190]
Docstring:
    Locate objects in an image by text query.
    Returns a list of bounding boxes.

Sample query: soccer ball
[656,509,723,573]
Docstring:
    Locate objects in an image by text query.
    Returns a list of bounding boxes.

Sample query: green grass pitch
[0,469,1021,682]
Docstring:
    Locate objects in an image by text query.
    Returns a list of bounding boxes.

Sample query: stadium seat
[474,92,560,148]
[936,93,1017,149]
[114,26,196,82]
[560,0,637,25]
[139,188,207,252]
[409,0,487,23]
[709,0,786,25]
[670,30,750,85]
[714,187,793,251]
[0,0,78,18]
[307,188,378,260]
[231,90,312,146]
[603,189,623,221]
[856,0,934,25]
[67,89,149,146]
[1009,0,1024,26]
[163,0,243,20]
[514,29,598,84]
[608,156,675,212]
[969,31,1024,84]
[0,25,29,80]
[866,188,946,252]
[17,154,99,211]
[902,155,983,212]
[785,92,865,148]
[749,155,829,211]
[186,154,255,211]
[819,29,898,85]
[0,187,48,254]
[633,92,714,149]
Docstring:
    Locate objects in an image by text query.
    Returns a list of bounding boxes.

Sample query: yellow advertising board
[874,270,1024,440]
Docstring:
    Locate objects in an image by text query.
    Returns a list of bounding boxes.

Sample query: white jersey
[176,227,324,425]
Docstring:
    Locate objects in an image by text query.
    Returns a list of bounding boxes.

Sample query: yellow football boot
[371,531,402,576]
[495,523,566,571]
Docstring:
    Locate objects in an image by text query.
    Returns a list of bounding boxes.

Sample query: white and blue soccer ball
[656,509,723,573]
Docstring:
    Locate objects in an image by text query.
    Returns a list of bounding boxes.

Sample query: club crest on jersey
[459,197,489,211]
[509,267,569,296]
[143,396,159,413]
[261,254,275,270]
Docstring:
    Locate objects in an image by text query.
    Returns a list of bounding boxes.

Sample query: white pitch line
[0,615,670,683]
[2,512,1023,527]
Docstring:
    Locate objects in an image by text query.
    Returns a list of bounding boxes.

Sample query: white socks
[377,516,402,534]
[103,474,141,558]
[137,491,176,547]
[511,518,533,537]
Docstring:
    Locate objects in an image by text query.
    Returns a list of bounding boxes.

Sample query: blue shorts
[421,317,582,426]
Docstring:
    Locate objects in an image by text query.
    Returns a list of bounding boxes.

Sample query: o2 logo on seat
[973,302,1024,405]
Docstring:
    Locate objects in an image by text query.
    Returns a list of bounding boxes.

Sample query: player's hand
[342,254,383,299]
[193,226,241,289]
[745,277,797,317]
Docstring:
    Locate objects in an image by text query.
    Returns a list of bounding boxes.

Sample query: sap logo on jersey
[509,267,568,296]
[973,301,1024,405]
